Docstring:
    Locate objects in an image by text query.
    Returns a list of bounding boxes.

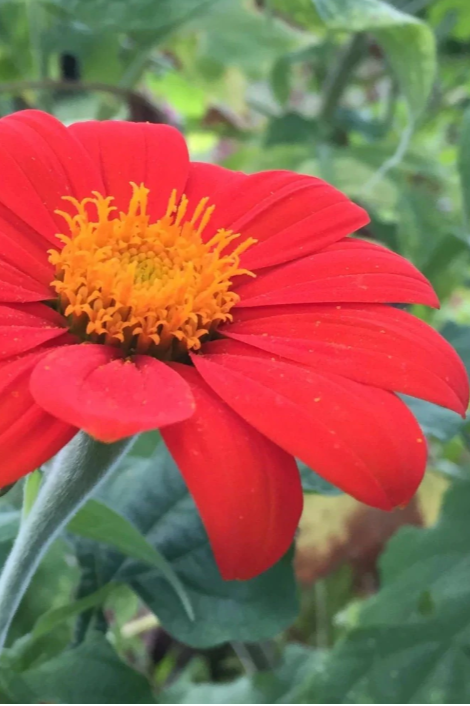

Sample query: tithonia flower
[0,110,467,580]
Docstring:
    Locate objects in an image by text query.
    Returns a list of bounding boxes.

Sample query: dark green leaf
[162,644,321,704]
[265,112,317,146]
[15,634,156,704]
[72,436,298,648]
[401,395,464,442]
[441,321,470,376]
[307,479,470,702]
[68,498,194,621]
[0,511,19,545]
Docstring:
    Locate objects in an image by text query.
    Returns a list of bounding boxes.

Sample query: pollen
[48,183,256,358]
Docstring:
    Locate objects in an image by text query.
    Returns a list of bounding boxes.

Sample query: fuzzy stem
[0,432,134,651]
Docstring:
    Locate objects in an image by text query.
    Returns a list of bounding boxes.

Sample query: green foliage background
[1,0,470,702]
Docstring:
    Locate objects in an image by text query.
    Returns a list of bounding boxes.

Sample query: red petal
[162,364,302,580]
[235,238,439,308]
[0,303,68,361]
[193,344,427,510]
[69,121,190,219]
[186,166,369,269]
[0,110,103,239]
[0,110,103,282]
[0,260,53,302]
[226,303,468,415]
[184,162,246,207]
[0,348,76,488]
[30,344,195,442]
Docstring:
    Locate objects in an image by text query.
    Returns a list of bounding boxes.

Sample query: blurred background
[1,0,470,702]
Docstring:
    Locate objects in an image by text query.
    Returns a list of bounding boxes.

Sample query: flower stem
[0,432,134,652]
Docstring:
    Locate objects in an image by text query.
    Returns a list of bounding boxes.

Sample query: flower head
[49,183,255,356]
[0,110,467,580]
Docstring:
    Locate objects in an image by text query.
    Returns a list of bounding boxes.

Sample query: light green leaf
[312,0,437,119]
[31,583,116,640]
[187,0,305,79]
[21,471,42,522]
[41,0,222,34]
[458,106,470,229]
[68,498,194,621]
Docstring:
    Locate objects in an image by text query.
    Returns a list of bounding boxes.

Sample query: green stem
[0,433,134,652]
[318,34,367,126]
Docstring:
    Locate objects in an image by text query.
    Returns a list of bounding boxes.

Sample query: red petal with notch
[30,344,196,442]
[162,364,302,580]
[0,303,69,361]
[193,342,427,510]
[69,121,190,219]
[235,238,439,308]
[226,303,469,415]
[186,165,369,269]
[0,348,76,488]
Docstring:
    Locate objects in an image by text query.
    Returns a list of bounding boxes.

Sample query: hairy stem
[0,433,134,651]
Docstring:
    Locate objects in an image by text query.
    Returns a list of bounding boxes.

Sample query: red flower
[0,110,467,580]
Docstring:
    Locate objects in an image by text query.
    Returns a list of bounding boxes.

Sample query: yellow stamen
[48,183,256,357]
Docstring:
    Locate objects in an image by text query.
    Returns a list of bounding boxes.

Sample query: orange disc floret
[48,183,256,357]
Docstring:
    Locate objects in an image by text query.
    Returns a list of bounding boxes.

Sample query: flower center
[48,183,256,359]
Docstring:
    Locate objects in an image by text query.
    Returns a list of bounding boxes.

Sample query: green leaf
[41,0,222,34]
[265,113,317,146]
[31,583,116,640]
[0,511,19,545]
[306,479,470,702]
[162,644,321,704]
[13,634,156,704]
[268,0,320,31]
[187,0,304,79]
[67,498,194,621]
[312,0,437,119]
[441,321,470,370]
[72,435,299,648]
[401,396,464,442]
[429,0,470,41]
[5,540,79,661]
